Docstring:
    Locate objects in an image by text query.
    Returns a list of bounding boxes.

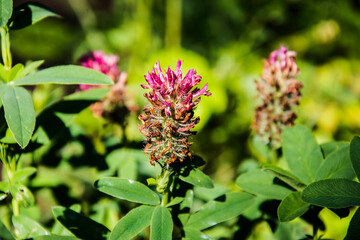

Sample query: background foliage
[2,0,360,239]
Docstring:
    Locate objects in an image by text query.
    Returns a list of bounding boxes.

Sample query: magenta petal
[269,50,279,64]
[141,84,151,89]
[183,69,194,88]
[145,72,157,88]
[192,83,209,98]
[166,67,173,87]
[175,60,182,79]
[162,101,172,107]
[151,71,162,86]
[154,61,166,83]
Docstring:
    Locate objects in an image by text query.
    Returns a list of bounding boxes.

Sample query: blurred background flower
[253,46,302,149]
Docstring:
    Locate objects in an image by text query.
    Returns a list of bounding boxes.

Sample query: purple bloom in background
[79,51,119,91]
[77,51,137,123]
[139,60,211,167]
[253,45,302,148]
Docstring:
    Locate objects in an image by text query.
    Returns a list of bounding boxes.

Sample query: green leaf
[9,184,34,207]
[12,215,48,239]
[9,3,60,30]
[180,189,194,210]
[52,206,110,240]
[179,168,214,188]
[0,0,12,27]
[282,125,324,184]
[63,87,109,101]
[0,180,9,192]
[50,205,81,236]
[236,169,292,199]
[350,136,360,179]
[32,236,78,240]
[147,178,157,186]
[23,60,44,76]
[263,164,307,191]
[0,84,9,107]
[9,64,24,81]
[95,177,160,205]
[194,184,230,202]
[321,142,349,158]
[13,167,37,182]
[186,192,255,230]
[179,189,194,225]
[106,148,148,180]
[345,207,360,240]
[241,196,266,220]
[251,134,273,162]
[14,65,113,86]
[2,86,35,148]
[150,206,173,240]
[184,227,214,240]
[0,128,16,144]
[278,191,310,222]
[118,157,137,180]
[0,64,9,83]
[315,145,355,180]
[110,205,155,240]
[166,197,184,207]
[0,220,14,240]
[34,87,109,140]
[302,179,360,208]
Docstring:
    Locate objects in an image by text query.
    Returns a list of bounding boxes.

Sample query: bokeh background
[5,0,360,239]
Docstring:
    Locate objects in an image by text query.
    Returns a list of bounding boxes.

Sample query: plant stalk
[158,169,173,206]
[0,144,20,216]
[0,26,12,69]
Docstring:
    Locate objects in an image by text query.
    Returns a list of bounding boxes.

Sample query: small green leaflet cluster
[19,169,254,240]
[301,136,360,239]
[0,0,113,148]
[0,166,37,206]
[237,125,355,221]
[93,172,254,240]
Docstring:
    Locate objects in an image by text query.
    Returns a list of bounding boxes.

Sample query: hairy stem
[157,169,173,206]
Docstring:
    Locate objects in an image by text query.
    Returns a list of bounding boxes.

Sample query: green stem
[0,144,19,216]
[12,199,19,216]
[157,169,173,206]
[161,189,169,206]
[0,26,12,69]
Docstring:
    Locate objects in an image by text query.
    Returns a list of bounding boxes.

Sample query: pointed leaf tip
[14,65,113,86]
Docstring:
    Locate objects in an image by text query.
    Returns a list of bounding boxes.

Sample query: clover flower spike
[139,60,211,167]
[253,45,302,148]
